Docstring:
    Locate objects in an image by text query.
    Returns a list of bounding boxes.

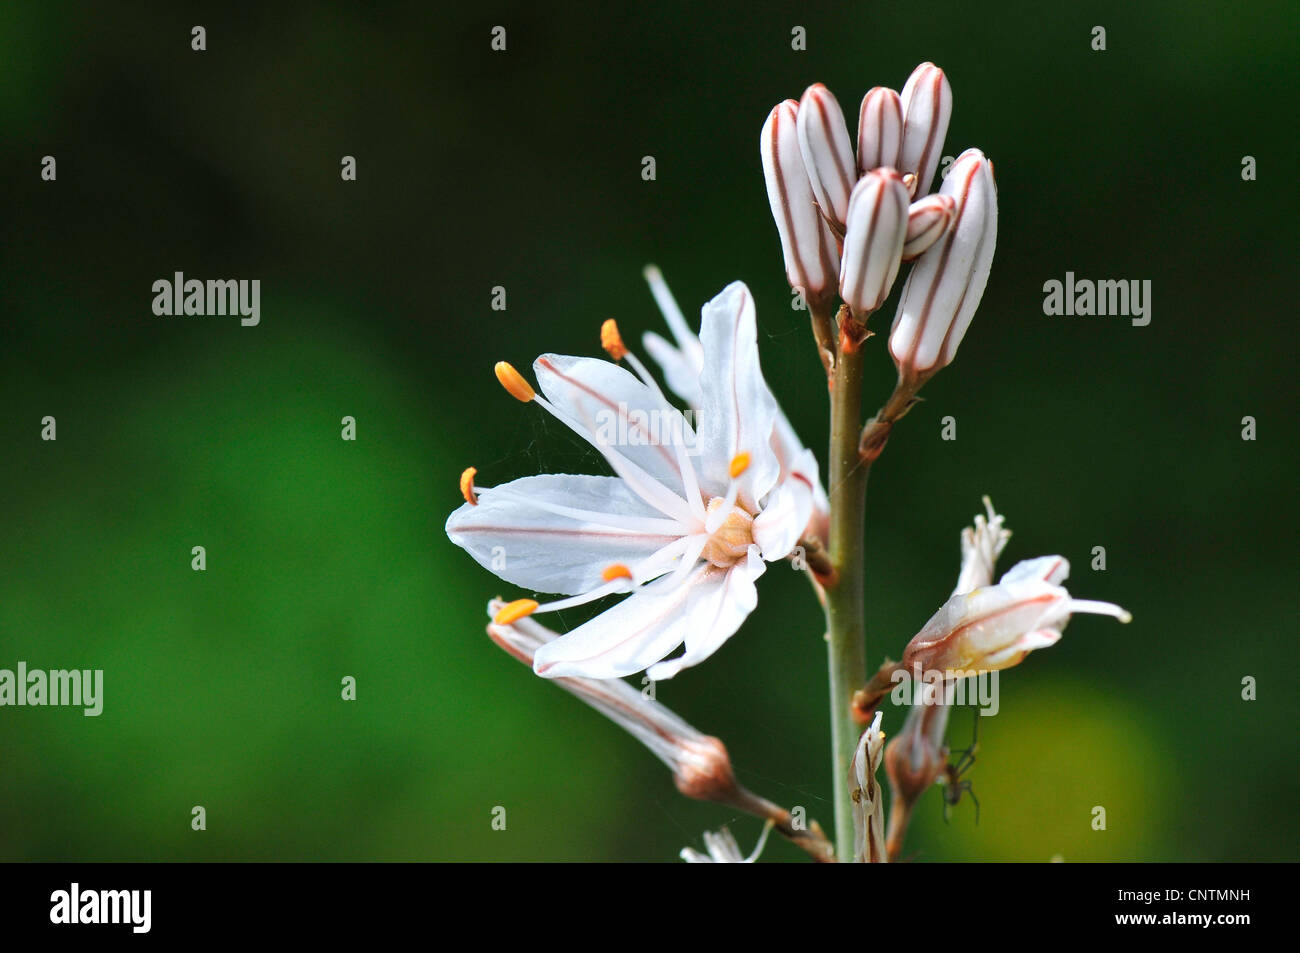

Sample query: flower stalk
[820,294,870,862]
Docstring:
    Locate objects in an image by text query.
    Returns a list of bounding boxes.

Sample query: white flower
[447,281,818,681]
[680,824,772,863]
[952,495,1011,596]
[640,265,830,545]
[486,598,740,799]
[901,555,1131,675]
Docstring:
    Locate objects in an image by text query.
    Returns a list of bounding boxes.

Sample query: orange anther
[493,599,539,625]
[601,563,633,582]
[600,319,628,361]
[459,467,479,505]
[495,361,535,402]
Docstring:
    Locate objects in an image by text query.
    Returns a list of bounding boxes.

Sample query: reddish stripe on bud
[889,148,997,378]
[839,169,910,316]
[761,100,839,298]
[902,194,955,261]
[856,86,903,176]
[796,84,856,229]
[899,63,952,198]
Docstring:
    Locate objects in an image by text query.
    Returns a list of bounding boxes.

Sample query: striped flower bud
[901,194,955,261]
[899,62,952,198]
[888,148,997,379]
[796,83,856,229]
[884,681,951,808]
[856,86,903,176]
[761,100,839,300]
[838,168,909,316]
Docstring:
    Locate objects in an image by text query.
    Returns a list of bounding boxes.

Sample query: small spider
[941,714,980,824]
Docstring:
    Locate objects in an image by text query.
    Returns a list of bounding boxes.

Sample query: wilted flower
[889,148,997,382]
[856,86,903,176]
[953,495,1011,596]
[899,62,952,198]
[447,282,819,681]
[883,680,950,810]
[680,823,773,864]
[486,598,740,800]
[761,100,840,301]
[850,711,888,863]
[901,556,1131,675]
[839,168,910,316]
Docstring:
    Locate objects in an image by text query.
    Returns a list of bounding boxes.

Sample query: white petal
[643,330,704,410]
[771,415,829,541]
[999,556,1070,586]
[534,552,762,680]
[533,354,699,500]
[645,547,765,680]
[445,474,683,595]
[981,628,1061,669]
[696,282,781,509]
[753,470,814,560]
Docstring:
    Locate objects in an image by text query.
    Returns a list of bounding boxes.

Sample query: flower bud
[838,168,909,315]
[888,148,997,380]
[901,194,955,261]
[899,557,1130,676]
[899,62,952,197]
[796,83,856,229]
[856,86,903,176]
[761,100,839,299]
[884,682,950,807]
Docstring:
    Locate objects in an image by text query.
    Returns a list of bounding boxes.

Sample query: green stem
[823,313,869,862]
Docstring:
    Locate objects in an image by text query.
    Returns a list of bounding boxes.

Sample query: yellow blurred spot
[729,452,751,478]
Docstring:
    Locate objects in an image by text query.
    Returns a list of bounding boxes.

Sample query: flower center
[701,497,755,567]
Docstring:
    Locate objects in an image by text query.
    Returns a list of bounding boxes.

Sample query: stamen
[600,319,628,361]
[602,563,633,582]
[494,598,539,625]
[459,467,478,505]
[729,452,752,478]
[1069,599,1132,624]
[495,361,536,402]
[642,264,695,348]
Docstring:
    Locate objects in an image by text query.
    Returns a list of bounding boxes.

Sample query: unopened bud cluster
[762,63,997,379]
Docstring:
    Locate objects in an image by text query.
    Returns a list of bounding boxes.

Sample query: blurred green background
[1,1,1296,862]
